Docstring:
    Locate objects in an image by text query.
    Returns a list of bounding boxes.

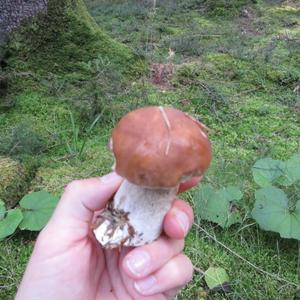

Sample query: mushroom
[94,106,212,248]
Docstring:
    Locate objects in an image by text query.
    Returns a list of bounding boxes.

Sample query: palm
[46,235,166,300]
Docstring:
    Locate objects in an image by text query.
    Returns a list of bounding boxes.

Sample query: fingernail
[134,275,157,294]
[100,172,123,184]
[125,251,151,276]
[175,209,189,236]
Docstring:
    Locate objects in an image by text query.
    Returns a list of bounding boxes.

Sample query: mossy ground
[0,0,300,299]
[0,157,27,208]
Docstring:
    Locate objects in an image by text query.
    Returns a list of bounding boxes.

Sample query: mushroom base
[93,180,177,248]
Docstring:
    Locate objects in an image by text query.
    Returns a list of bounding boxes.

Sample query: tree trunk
[0,0,47,33]
[0,0,144,108]
[0,0,142,76]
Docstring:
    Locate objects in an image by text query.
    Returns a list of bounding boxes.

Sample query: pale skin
[15,172,200,300]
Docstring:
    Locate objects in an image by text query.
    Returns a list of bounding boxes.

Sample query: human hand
[15,172,199,300]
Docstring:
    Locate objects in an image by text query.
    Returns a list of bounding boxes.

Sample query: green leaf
[195,184,242,228]
[19,191,59,231]
[252,158,285,187]
[205,267,230,290]
[0,200,5,221]
[0,208,23,240]
[221,186,243,202]
[252,187,300,240]
[278,154,300,186]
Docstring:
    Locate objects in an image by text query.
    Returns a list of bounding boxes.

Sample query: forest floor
[1,0,300,299]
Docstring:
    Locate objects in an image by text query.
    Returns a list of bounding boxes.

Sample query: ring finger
[133,253,193,296]
[122,237,184,279]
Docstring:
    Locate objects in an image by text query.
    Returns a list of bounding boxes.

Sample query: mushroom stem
[93,180,177,248]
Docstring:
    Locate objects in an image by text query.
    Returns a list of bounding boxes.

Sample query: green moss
[0,234,35,300]
[30,145,114,195]
[266,66,300,86]
[0,157,27,208]
[7,0,145,76]
[0,91,73,154]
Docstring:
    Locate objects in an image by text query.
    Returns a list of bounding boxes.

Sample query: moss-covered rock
[0,156,27,207]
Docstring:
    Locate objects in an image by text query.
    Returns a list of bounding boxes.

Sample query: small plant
[74,55,124,122]
[195,184,243,228]
[194,154,300,241]
[64,111,102,158]
[41,73,66,97]
[0,200,23,240]
[251,155,300,240]
[0,191,59,240]
[204,267,231,292]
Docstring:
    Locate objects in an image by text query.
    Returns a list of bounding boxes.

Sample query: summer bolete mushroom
[94,106,212,248]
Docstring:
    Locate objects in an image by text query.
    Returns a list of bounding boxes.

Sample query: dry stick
[231,87,262,98]
[194,223,300,289]
[193,266,206,276]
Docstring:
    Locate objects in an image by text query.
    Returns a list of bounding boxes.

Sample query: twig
[8,142,20,155]
[194,223,300,289]
[0,284,14,289]
[193,266,206,275]
[12,71,35,78]
[231,87,262,98]
[166,33,223,42]
[50,153,77,162]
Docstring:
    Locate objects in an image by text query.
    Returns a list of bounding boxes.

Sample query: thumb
[50,172,123,226]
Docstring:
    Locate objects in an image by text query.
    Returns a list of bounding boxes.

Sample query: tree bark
[1,0,140,74]
[0,0,47,33]
[1,0,48,101]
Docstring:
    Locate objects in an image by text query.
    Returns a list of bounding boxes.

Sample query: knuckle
[168,254,193,283]
[64,179,84,194]
[159,237,184,256]
[169,254,193,284]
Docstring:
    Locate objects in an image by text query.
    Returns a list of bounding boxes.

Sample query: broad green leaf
[0,200,5,221]
[277,155,300,186]
[19,191,59,231]
[252,158,285,187]
[252,187,300,240]
[220,186,243,202]
[195,184,242,228]
[0,208,23,240]
[205,267,229,290]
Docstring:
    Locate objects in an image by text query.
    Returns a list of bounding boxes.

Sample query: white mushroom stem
[93,180,177,248]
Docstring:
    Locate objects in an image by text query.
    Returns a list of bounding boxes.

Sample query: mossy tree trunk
[1,0,141,75]
[0,0,47,33]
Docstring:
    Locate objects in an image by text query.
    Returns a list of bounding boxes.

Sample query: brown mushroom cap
[111,106,212,188]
